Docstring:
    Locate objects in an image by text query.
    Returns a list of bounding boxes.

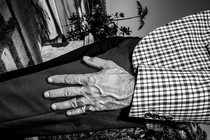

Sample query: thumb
[83,56,117,69]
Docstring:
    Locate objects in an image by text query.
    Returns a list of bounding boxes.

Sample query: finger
[66,105,96,116]
[51,97,92,110]
[83,56,118,69]
[48,74,91,85]
[66,106,86,116]
[44,87,86,98]
[85,105,96,112]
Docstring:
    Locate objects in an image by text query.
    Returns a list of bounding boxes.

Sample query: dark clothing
[0,37,142,137]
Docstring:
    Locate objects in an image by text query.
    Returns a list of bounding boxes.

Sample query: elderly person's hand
[44,56,135,116]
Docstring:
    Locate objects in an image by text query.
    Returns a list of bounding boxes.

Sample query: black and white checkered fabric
[129,10,210,124]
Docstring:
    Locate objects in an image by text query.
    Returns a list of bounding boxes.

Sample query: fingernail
[67,111,71,115]
[51,104,56,110]
[48,77,53,83]
[83,56,90,60]
[89,106,95,111]
[44,92,49,98]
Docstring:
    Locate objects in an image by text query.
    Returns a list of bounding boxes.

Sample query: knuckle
[69,98,78,108]
[77,76,84,84]
[80,86,87,94]
[85,86,94,94]
[90,57,97,63]
[87,105,96,112]
[77,97,84,104]
[87,76,96,84]
[77,97,88,106]
[64,88,71,97]
[64,75,71,84]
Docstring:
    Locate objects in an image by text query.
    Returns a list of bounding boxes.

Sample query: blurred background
[0,0,210,139]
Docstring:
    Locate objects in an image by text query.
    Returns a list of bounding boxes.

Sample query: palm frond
[136,1,143,16]
[138,20,144,30]
[141,6,148,19]
[114,12,119,18]
[119,13,125,18]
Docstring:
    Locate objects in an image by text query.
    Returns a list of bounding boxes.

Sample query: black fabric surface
[0,37,144,136]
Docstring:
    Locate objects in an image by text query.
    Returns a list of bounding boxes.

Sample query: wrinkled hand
[44,56,135,116]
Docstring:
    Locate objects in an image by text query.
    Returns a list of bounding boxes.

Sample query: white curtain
[54,0,76,35]
[38,0,59,39]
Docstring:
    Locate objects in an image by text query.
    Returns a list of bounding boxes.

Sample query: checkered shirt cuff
[129,66,210,123]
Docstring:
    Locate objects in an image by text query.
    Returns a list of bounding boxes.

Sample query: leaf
[138,20,144,30]
[114,12,119,18]
[141,7,148,19]
[136,1,143,16]
[119,13,125,18]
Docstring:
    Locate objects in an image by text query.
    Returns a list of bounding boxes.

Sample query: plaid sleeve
[129,10,210,123]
